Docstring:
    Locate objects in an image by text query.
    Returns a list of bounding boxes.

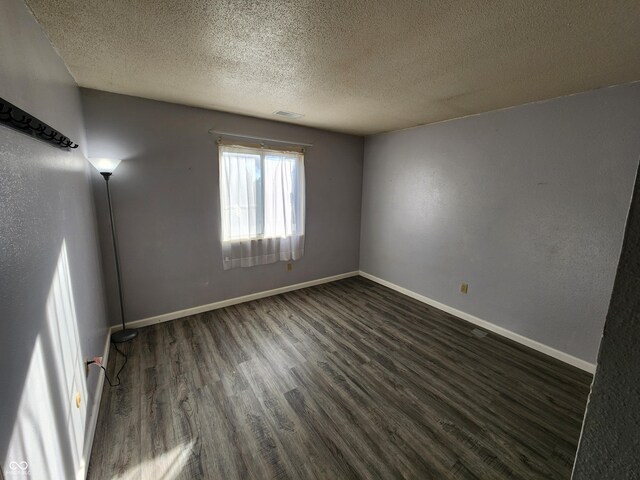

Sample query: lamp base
[111,328,138,343]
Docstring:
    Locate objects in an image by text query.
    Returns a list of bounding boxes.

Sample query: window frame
[219,143,304,243]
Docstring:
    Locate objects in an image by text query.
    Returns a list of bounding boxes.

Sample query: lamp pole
[101,171,138,343]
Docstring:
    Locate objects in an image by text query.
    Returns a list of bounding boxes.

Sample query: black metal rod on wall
[0,96,79,150]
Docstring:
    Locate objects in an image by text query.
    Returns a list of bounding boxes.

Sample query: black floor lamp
[89,157,138,343]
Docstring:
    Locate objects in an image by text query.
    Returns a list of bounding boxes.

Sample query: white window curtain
[219,144,305,270]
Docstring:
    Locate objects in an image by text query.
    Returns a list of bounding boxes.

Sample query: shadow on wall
[3,240,87,479]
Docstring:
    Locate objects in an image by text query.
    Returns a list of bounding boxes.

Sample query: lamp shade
[88,157,121,173]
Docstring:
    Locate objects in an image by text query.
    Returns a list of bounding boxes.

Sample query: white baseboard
[80,327,112,479]
[110,268,595,374]
[359,271,596,374]
[114,271,360,331]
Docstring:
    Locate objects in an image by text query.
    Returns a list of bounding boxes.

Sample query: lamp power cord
[86,342,128,387]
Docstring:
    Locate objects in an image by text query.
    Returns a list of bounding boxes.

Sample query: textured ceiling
[24,0,640,135]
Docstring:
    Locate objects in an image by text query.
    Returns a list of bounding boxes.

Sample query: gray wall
[0,0,109,477]
[80,89,364,323]
[360,83,640,363]
[571,165,640,477]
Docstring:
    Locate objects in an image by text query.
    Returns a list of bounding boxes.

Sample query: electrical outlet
[85,356,103,376]
[287,262,292,272]
[460,283,469,294]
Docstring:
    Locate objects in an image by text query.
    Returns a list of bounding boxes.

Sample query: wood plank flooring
[88,276,592,480]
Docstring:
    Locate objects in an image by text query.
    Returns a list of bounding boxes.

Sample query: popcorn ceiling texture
[24,0,640,135]
[572,167,640,478]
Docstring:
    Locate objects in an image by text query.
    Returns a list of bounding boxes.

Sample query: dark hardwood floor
[88,276,592,479]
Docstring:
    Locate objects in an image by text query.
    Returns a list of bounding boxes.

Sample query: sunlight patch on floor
[111,441,195,480]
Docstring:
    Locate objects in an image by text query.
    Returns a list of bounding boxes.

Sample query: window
[219,144,305,269]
